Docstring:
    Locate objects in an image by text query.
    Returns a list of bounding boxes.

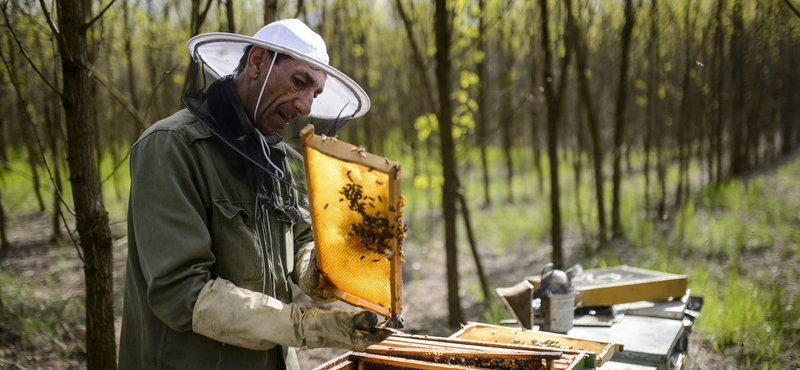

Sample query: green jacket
[118,108,313,370]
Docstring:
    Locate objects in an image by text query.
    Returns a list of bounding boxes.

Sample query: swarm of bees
[339,174,406,257]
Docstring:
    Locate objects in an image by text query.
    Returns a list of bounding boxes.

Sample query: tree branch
[38,0,59,35]
[82,0,117,32]
[100,65,174,185]
[783,0,800,19]
[393,0,438,113]
[0,2,61,95]
[0,49,76,218]
[88,64,146,125]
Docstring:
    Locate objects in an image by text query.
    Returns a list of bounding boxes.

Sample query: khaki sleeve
[192,278,306,350]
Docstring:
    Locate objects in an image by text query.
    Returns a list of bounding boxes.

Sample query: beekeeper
[118,19,400,370]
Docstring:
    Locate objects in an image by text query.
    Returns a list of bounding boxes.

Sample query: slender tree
[730,0,746,178]
[225,0,236,33]
[611,0,635,239]
[539,0,574,269]
[265,0,277,24]
[476,0,491,206]
[713,0,726,184]
[435,0,464,329]
[52,0,118,367]
[0,185,9,252]
[572,2,606,247]
[123,0,141,143]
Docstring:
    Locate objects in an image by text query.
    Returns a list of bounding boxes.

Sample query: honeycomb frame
[300,124,403,318]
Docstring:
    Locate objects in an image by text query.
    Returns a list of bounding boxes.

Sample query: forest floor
[2,152,800,369]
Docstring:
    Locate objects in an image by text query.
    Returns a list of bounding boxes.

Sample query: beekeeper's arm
[130,128,397,352]
[192,278,401,350]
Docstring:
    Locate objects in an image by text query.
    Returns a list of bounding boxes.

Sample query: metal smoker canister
[537,264,575,333]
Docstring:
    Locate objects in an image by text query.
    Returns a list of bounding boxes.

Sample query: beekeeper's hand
[295,247,337,303]
[304,309,403,351]
[192,278,402,351]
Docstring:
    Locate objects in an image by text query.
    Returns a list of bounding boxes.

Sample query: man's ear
[247,47,269,79]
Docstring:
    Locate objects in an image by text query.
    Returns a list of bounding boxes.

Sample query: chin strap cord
[258,131,285,179]
[253,51,284,179]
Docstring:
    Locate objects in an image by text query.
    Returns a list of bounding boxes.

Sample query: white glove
[192,278,402,351]
[295,248,337,304]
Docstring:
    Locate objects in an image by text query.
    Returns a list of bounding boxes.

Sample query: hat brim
[187,33,370,120]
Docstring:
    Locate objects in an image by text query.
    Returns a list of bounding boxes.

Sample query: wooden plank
[385,336,563,360]
[301,125,399,173]
[311,353,356,370]
[350,352,495,370]
[451,323,615,367]
[370,343,560,359]
[388,164,403,317]
[325,285,391,318]
[366,345,557,361]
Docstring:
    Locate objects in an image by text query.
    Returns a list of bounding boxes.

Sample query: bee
[235,135,247,141]
[350,146,367,158]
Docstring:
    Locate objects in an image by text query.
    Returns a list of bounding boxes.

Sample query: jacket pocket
[211,199,263,291]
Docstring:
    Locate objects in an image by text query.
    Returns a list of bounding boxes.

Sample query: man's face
[243,48,327,136]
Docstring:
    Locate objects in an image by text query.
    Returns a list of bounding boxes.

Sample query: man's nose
[294,92,314,116]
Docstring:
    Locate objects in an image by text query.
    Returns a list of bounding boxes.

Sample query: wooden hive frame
[311,334,588,370]
[300,124,403,318]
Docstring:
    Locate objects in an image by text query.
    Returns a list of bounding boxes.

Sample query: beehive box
[312,334,591,370]
[452,323,620,368]
[526,266,687,307]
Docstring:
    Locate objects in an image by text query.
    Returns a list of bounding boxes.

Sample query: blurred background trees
[0,0,799,360]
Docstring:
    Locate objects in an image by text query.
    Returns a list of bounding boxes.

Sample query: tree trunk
[501,55,515,204]
[123,0,141,144]
[573,119,586,240]
[730,0,746,178]
[11,33,46,213]
[457,181,490,301]
[540,0,573,269]
[0,185,9,252]
[435,0,464,329]
[573,12,606,247]
[611,0,635,239]
[644,0,659,217]
[226,0,236,33]
[55,0,117,368]
[477,0,491,207]
[22,107,46,213]
[0,70,6,164]
[713,0,725,184]
[264,0,277,24]
[529,56,544,195]
[46,100,63,241]
[781,38,795,155]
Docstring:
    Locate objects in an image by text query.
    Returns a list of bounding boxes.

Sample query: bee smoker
[535,264,580,333]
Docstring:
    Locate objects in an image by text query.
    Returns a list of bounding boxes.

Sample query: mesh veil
[181,61,327,224]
